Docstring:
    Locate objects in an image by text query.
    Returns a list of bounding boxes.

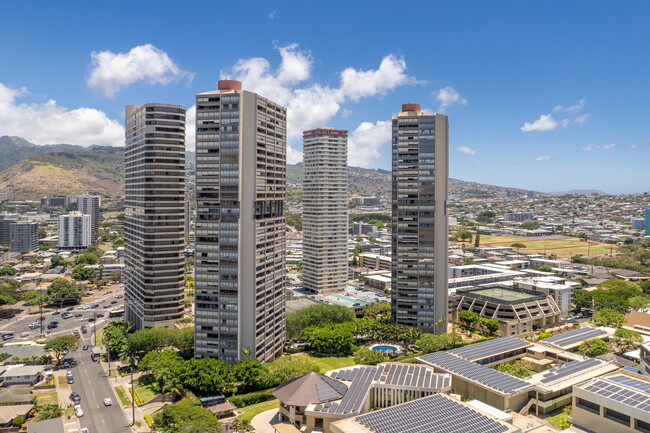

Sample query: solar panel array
[418,351,531,395]
[583,378,650,411]
[542,327,608,348]
[539,358,602,384]
[608,375,650,393]
[318,366,383,414]
[375,363,450,390]
[448,336,531,362]
[315,381,343,402]
[356,393,509,433]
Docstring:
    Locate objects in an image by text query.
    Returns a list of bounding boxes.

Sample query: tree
[71,264,96,281]
[153,399,222,433]
[285,211,303,231]
[102,324,128,359]
[510,243,526,255]
[572,289,593,312]
[474,232,480,248]
[75,252,98,266]
[230,359,264,392]
[368,236,377,244]
[44,335,79,364]
[353,348,387,365]
[0,264,15,276]
[11,416,23,427]
[301,322,356,354]
[613,328,643,352]
[463,257,476,265]
[353,244,363,255]
[629,296,650,311]
[458,310,479,330]
[593,309,626,327]
[519,221,540,230]
[260,356,319,389]
[47,278,83,306]
[109,270,121,282]
[537,265,553,272]
[38,227,47,239]
[50,254,66,268]
[578,338,611,357]
[497,362,531,378]
[362,302,391,322]
[415,333,462,354]
[36,404,63,421]
[479,318,500,335]
[453,229,473,243]
[286,304,355,340]
[537,331,553,341]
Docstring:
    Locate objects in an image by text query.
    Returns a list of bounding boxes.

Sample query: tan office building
[391,105,449,334]
[302,127,348,295]
[194,80,286,363]
[123,103,186,330]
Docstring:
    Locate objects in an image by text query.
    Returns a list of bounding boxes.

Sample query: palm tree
[119,344,138,426]
[231,419,243,432]
[241,419,252,432]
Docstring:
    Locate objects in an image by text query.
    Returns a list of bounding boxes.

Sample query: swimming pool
[372,345,398,353]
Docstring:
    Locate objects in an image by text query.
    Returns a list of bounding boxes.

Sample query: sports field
[479,235,615,258]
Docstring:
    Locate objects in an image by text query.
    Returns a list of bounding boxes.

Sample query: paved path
[251,408,281,433]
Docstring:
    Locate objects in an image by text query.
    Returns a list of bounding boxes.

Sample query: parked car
[70,392,81,403]
[83,345,89,350]
[66,307,74,312]
[75,313,83,317]
[67,376,74,384]
[81,428,89,433]
[1,333,14,340]
[64,360,70,368]
[74,404,84,417]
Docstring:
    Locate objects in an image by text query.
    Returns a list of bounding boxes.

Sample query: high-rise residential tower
[302,128,348,294]
[77,195,101,242]
[58,212,92,250]
[184,200,191,242]
[10,222,38,253]
[391,104,449,334]
[123,103,186,330]
[194,80,286,363]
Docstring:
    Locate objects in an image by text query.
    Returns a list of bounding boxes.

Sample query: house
[27,417,64,433]
[0,404,34,427]
[1,365,43,386]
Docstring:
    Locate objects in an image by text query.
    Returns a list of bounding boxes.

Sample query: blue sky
[0,1,648,194]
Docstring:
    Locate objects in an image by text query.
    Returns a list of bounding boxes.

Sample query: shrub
[12,416,23,427]
[144,414,153,428]
[130,387,144,406]
[228,390,275,408]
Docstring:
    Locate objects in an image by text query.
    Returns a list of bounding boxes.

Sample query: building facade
[302,127,348,295]
[194,80,286,363]
[0,214,18,248]
[184,200,191,242]
[9,222,38,253]
[123,103,186,330]
[391,104,448,334]
[77,195,100,242]
[58,212,91,250]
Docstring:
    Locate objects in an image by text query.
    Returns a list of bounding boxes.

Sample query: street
[69,340,132,433]
[0,284,124,340]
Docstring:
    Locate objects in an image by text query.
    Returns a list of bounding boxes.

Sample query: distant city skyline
[0,1,648,193]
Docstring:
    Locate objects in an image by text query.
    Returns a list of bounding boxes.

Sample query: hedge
[130,387,144,407]
[228,390,275,408]
[144,414,153,428]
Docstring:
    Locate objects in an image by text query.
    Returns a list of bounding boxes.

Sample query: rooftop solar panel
[356,394,509,433]
[449,336,531,361]
[582,378,650,409]
[554,329,608,348]
[540,358,602,384]
[608,376,650,394]
[417,351,531,395]
[543,326,594,343]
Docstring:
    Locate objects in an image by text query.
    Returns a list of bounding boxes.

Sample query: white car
[103,397,112,406]
[20,332,29,338]
[75,404,84,417]
[79,318,86,322]
[81,429,89,433]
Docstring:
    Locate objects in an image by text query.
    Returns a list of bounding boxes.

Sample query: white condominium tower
[77,195,100,243]
[58,212,92,250]
[194,80,286,363]
[391,104,449,334]
[302,128,348,295]
[123,103,186,330]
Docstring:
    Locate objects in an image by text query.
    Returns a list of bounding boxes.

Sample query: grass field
[35,391,58,406]
[293,353,356,373]
[479,235,615,258]
[234,400,279,423]
[114,385,131,407]
[133,383,159,404]
[57,376,69,388]
[546,410,571,429]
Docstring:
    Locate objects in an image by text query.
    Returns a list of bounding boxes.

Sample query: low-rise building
[451,286,562,336]
[358,253,391,272]
[1,365,43,386]
[513,276,579,316]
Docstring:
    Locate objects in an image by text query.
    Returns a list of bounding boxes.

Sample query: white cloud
[535,155,552,161]
[554,98,586,113]
[221,44,416,161]
[348,120,391,167]
[185,104,196,151]
[268,10,276,19]
[631,143,638,149]
[86,44,193,98]
[457,146,476,155]
[561,119,571,127]
[0,82,124,146]
[436,86,467,112]
[521,114,558,132]
[574,114,590,126]
[583,142,615,151]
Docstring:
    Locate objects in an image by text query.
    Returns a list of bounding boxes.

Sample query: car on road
[87,318,95,322]
[1,333,14,340]
[67,376,74,384]
[81,428,89,433]
[74,404,84,417]
[20,332,29,338]
[96,313,104,318]
[79,317,86,322]
[63,360,70,368]
[62,312,72,319]
[52,311,59,315]
[70,392,81,403]
[47,321,58,329]
[66,307,74,311]
[35,316,45,322]
[103,398,112,406]
[75,313,83,317]
[91,304,99,309]
[111,300,118,304]
[83,345,89,350]
[66,370,73,377]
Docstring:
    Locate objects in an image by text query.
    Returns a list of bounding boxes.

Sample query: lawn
[546,410,571,429]
[114,385,131,407]
[479,235,615,258]
[234,400,279,423]
[293,353,356,373]
[134,383,159,404]
[35,391,58,406]
[56,376,69,388]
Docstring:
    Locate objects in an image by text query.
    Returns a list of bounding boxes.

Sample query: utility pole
[131,366,135,425]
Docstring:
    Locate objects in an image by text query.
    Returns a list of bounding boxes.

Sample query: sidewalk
[52,369,81,433]
[100,359,150,433]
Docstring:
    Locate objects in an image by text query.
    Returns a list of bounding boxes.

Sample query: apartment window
[576,398,600,415]
[604,407,630,426]
[636,418,650,433]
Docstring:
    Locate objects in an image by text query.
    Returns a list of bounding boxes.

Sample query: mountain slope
[0,136,89,172]
[0,148,124,200]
